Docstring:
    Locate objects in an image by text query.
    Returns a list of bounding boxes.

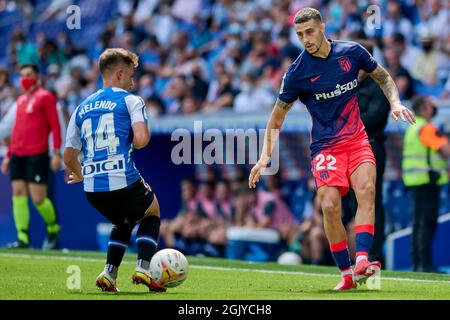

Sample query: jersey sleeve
[65,110,82,150]
[125,94,148,124]
[355,43,378,73]
[278,70,299,103]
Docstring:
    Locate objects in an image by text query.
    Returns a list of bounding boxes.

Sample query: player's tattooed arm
[369,65,416,124]
[249,99,293,188]
[369,65,400,105]
[275,98,294,112]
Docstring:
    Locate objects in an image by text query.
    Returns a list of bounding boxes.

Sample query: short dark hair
[98,48,139,76]
[411,95,427,114]
[20,64,39,74]
[294,7,322,24]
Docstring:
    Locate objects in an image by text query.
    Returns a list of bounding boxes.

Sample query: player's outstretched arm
[248,99,293,188]
[63,147,83,184]
[368,64,416,124]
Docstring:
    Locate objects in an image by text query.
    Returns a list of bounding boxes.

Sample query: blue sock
[355,224,374,260]
[330,240,352,272]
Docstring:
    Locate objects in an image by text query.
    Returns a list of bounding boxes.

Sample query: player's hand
[1,157,10,175]
[391,103,416,124]
[67,171,83,184]
[50,154,62,172]
[248,160,267,189]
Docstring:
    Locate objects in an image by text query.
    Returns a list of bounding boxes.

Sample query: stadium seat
[385,180,413,231]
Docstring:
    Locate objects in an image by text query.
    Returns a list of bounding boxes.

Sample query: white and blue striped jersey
[65,87,148,192]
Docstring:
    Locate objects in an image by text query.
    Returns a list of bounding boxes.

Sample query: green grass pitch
[1,249,450,300]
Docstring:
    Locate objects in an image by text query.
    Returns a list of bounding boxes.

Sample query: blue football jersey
[278,40,378,157]
[65,87,148,192]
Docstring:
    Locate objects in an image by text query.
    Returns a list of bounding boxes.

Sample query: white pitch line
[1,252,450,284]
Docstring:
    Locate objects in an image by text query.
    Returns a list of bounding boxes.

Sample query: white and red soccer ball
[150,248,189,288]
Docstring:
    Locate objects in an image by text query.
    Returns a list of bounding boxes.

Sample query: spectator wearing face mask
[411,31,446,89]
[234,72,274,113]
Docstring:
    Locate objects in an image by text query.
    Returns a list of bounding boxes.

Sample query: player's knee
[31,195,46,206]
[12,188,27,197]
[358,179,376,199]
[320,196,340,216]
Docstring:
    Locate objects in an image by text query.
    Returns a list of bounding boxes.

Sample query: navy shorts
[85,178,155,226]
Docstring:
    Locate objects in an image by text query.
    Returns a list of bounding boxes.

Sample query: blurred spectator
[41,0,73,22]
[245,176,298,246]
[8,27,39,66]
[160,178,199,249]
[38,38,65,73]
[384,46,415,100]
[415,0,449,43]
[293,178,327,265]
[133,0,159,26]
[234,72,274,113]
[391,32,420,74]
[138,74,165,117]
[203,71,237,113]
[138,36,161,74]
[411,31,446,89]
[202,180,233,257]
[443,76,450,99]
[276,27,302,61]
[383,0,414,44]
[0,68,15,119]
[341,0,364,38]
[180,96,200,115]
[188,62,209,102]
[163,75,192,114]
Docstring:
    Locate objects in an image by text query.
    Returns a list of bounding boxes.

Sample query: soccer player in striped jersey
[64,48,165,292]
[249,8,416,290]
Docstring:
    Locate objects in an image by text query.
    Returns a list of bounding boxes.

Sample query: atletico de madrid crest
[338,57,352,72]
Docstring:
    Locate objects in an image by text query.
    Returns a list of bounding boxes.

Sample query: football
[150,248,189,288]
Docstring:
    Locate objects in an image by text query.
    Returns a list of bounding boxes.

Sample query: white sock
[136,266,149,274]
[356,255,368,265]
[340,267,353,276]
[103,265,117,283]
[136,259,151,274]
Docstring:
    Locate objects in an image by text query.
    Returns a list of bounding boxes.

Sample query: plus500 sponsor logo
[315,79,358,101]
[82,157,125,177]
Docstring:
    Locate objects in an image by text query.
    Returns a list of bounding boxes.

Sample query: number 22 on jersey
[314,153,337,171]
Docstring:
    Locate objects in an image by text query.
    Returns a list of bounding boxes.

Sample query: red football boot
[132,270,167,292]
[353,259,381,285]
[333,274,357,291]
[96,272,119,293]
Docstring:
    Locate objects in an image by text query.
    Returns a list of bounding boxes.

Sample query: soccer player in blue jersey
[64,48,166,292]
[249,8,416,290]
